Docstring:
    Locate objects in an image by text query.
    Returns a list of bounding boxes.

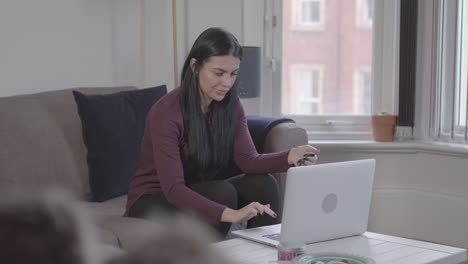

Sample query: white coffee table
[212,232,467,264]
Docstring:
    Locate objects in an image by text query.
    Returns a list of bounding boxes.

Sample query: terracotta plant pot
[371,114,397,142]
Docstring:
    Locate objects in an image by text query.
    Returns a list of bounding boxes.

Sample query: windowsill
[308,139,468,157]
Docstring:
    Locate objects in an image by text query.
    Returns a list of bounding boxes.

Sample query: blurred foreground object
[0,189,104,264]
[110,211,233,264]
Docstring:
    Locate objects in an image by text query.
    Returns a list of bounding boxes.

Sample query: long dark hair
[179,27,243,174]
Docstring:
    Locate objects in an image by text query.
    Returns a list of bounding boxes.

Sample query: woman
[125,27,319,237]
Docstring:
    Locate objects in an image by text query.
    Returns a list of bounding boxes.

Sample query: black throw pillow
[73,85,167,202]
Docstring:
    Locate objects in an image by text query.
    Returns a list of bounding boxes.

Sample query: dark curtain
[398,0,418,127]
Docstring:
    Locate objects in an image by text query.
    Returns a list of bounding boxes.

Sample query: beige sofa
[0,86,308,250]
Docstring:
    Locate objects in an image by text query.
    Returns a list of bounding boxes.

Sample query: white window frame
[263,0,400,140]
[291,0,325,31]
[459,1,468,130]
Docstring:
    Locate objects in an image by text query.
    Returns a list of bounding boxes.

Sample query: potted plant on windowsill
[371,112,397,142]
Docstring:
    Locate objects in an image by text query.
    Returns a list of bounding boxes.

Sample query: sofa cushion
[0,87,135,196]
[0,99,82,193]
[73,85,167,202]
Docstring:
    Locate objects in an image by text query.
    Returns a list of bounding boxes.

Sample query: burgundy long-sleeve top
[125,88,291,225]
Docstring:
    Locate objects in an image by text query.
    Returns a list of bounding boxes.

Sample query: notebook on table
[232,159,376,247]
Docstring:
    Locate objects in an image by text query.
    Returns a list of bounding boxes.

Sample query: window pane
[299,102,312,114]
[293,68,322,114]
[312,70,320,97]
[282,0,373,115]
[311,2,320,22]
[354,69,371,114]
[300,0,320,25]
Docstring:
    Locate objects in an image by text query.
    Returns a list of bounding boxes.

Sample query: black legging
[128,173,280,238]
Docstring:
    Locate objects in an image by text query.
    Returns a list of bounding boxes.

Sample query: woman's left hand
[288,145,320,166]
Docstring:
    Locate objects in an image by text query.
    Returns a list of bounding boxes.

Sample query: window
[431,0,468,143]
[284,0,373,116]
[291,0,324,30]
[264,0,400,140]
[356,0,374,28]
[299,0,321,26]
[354,68,372,114]
[290,65,323,114]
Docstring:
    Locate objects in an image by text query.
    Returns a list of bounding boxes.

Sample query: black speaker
[238,46,261,98]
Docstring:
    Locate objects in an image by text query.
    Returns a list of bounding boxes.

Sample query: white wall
[140,0,175,90]
[0,0,115,96]
[0,0,263,114]
[0,0,175,97]
[109,0,143,88]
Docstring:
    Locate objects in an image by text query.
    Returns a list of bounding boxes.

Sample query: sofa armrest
[263,122,308,219]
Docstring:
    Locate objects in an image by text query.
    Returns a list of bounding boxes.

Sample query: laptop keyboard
[262,233,280,241]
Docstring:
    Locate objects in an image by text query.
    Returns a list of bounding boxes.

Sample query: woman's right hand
[288,145,320,166]
[221,202,277,224]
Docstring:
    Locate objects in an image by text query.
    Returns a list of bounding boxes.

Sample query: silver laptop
[232,159,375,247]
